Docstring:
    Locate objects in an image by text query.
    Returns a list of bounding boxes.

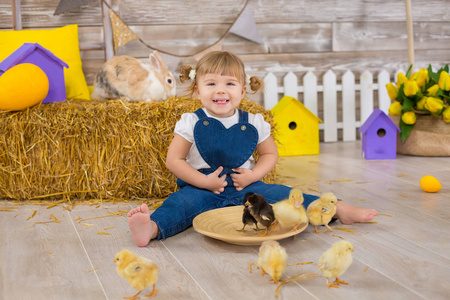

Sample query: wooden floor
[1,141,449,300]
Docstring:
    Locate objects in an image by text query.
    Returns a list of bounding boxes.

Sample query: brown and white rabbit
[91,51,176,101]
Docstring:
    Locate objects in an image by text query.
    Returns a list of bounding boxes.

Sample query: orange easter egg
[420,175,442,193]
[0,63,49,111]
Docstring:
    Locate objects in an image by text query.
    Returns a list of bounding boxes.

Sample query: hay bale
[0,96,280,201]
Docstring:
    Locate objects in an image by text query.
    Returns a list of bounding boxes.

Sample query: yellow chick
[306,192,338,233]
[317,240,354,288]
[257,240,288,284]
[114,249,159,299]
[270,188,308,233]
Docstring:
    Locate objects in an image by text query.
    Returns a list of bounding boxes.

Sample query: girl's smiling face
[195,73,246,118]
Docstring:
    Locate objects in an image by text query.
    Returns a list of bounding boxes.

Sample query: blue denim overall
[150,109,319,240]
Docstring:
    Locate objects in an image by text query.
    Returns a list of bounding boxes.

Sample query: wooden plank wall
[1,0,450,105]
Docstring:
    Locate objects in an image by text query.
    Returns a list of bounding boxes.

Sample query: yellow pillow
[0,24,90,100]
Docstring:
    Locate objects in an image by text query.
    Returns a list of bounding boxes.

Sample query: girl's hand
[230,168,257,191]
[205,166,227,194]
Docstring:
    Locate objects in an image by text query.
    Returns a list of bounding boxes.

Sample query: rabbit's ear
[149,51,162,72]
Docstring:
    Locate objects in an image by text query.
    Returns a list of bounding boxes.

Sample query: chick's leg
[236,224,247,232]
[314,225,323,233]
[289,224,302,240]
[258,228,269,237]
[333,277,349,286]
[269,278,279,284]
[143,284,158,298]
[325,278,339,289]
[324,224,334,232]
[289,224,299,232]
[123,291,141,300]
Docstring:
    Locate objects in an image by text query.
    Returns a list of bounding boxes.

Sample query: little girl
[128,51,377,246]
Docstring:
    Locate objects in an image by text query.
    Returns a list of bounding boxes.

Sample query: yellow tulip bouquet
[386,65,450,142]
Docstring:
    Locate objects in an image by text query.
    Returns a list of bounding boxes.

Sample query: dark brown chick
[237,203,259,232]
[244,192,275,235]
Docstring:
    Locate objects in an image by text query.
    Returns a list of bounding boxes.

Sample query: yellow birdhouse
[271,96,322,156]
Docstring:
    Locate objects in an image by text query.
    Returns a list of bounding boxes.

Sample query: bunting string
[100,0,254,57]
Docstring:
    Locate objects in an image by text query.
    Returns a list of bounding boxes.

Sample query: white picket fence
[262,70,396,142]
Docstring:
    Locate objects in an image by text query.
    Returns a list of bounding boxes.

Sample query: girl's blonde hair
[179,51,263,97]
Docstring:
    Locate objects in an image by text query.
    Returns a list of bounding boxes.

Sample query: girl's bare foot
[128,204,158,247]
[335,201,377,225]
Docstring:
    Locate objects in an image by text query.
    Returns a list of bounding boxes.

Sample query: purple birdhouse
[359,108,401,160]
[0,43,69,103]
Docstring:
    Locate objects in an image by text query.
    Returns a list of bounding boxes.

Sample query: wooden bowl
[193,206,308,245]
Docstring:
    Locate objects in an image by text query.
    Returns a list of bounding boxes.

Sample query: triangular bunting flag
[193,41,223,61]
[54,0,96,15]
[229,5,263,44]
[109,9,139,53]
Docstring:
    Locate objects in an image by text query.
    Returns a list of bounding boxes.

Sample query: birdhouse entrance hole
[377,128,386,137]
[289,122,297,130]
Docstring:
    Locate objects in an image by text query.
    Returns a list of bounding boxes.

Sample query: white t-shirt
[174,108,271,170]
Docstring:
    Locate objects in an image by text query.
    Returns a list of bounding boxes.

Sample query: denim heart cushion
[194,118,258,174]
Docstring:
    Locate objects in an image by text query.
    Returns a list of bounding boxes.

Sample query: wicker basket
[390,114,450,156]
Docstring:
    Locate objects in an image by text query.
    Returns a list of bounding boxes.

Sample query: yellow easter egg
[0,63,49,111]
[420,175,442,193]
